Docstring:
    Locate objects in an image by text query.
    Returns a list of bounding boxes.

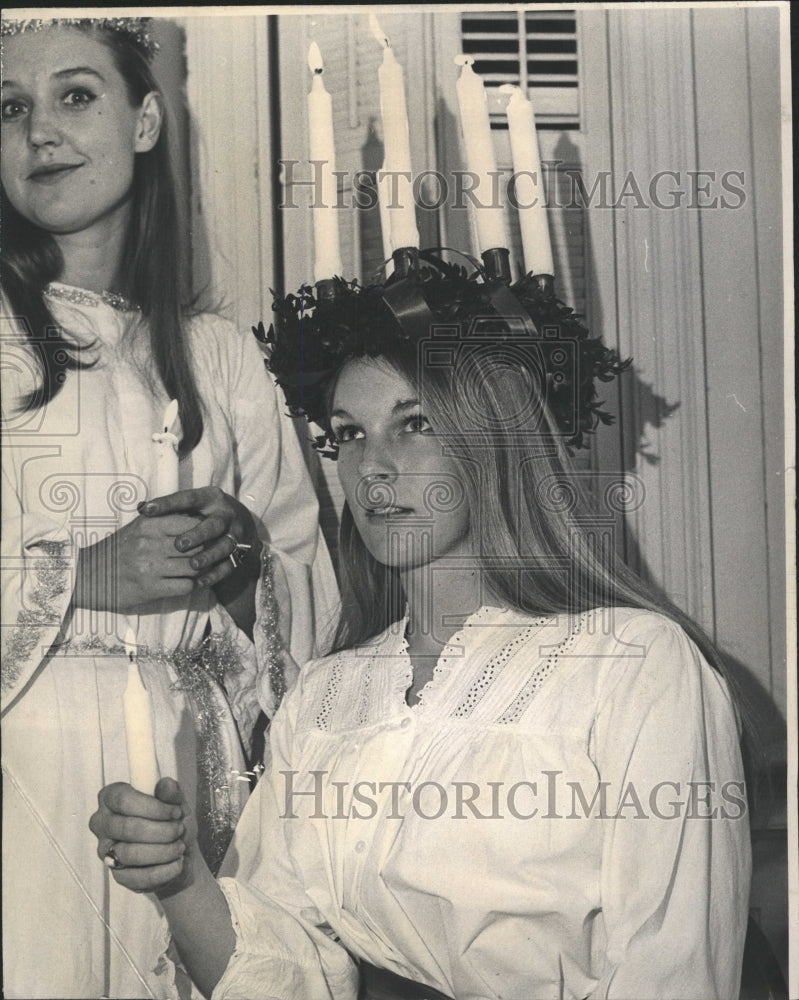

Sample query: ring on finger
[103,845,126,870]
[224,532,252,569]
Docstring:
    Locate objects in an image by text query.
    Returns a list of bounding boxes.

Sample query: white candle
[152,399,179,497]
[377,167,394,275]
[123,627,159,794]
[503,85,554,277]
[307,42,343,282]
[370,14,419,252]
[454,55,508,254]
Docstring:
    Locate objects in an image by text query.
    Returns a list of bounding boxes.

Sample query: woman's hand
[140,486,262,589]
[89,778,197,897]
[140,487,263,637]
[91,778,237,995]
[73,513,204,614]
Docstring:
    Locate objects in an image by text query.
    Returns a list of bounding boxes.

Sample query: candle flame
[308,41,323,75]
[162,399,179,434]
[454,54,475,68]
[369,13,389,49]
[124,627,137,661]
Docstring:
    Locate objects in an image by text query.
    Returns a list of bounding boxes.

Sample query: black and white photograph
[0,5,794,999]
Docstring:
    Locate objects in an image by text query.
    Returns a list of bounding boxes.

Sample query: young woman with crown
[0,17,338,999]
[89,230,751,997]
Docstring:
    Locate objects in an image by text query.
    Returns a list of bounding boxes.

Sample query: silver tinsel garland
[259,546,288,712]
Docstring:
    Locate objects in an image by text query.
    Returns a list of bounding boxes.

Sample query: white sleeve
[213,877,358,1000]
[590,616,751,999]
[212,682,358,1000]
[1,360,75,714]
[216,323,339,717]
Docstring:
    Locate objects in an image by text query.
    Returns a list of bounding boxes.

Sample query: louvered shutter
[461,10,579,122]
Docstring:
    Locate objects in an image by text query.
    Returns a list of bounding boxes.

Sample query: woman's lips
[28,163,82,185]
[365,506,413,518]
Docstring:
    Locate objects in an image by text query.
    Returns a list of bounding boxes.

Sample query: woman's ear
[134,92,163,153]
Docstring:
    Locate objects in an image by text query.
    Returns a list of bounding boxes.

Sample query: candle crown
[258,250,631,455]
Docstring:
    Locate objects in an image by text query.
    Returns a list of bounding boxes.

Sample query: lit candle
[307,41,343,282]
[503,85,554,277]
[123,627,159,794]
[152,399,179,497]
[370,14,419,252]
[454,55,508,253]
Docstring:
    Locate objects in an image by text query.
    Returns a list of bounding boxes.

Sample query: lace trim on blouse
[496,611,586,724]
[304,608,595,733]
[316,655,344,731]
[413,604,495,709]
[452,616,551,719]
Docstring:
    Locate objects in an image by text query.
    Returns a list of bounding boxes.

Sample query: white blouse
[214,606,751,1000]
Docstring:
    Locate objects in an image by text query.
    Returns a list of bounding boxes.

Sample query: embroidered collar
[44,282,140,314]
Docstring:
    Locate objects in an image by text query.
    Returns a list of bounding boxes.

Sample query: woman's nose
[27,105,62,149]
[357,438,397,481]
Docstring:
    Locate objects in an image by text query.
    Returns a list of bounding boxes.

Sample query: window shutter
[461,10,579,126]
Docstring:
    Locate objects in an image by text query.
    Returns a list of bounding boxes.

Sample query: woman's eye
[403,413,433,434]
[1,98,28,122]
[62,88,96,110]
[332,424,364,444]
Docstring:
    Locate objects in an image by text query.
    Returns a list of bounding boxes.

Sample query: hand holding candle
[152,399,180,497]
[454,55,508,254]
[370,14,419,253]
[307,41,343,283]
[502,84,554,277]
[123,627,159,794]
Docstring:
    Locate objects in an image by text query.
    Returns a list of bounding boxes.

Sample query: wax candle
[503,85,554,277]
[123,627,159,794]
[307,41,343,282]
[152,399,179,497]
[377,168,395,275]
[454,55,508,253]
[370,14,419,252]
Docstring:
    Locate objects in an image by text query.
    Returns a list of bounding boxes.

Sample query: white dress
[0,285,339,999]
[213,606,751,1000]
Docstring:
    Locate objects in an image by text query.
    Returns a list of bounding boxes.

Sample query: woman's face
[332,357,472,571]
[1,27,159,236]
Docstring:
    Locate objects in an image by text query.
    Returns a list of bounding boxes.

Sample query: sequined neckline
[44,281,140,314]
